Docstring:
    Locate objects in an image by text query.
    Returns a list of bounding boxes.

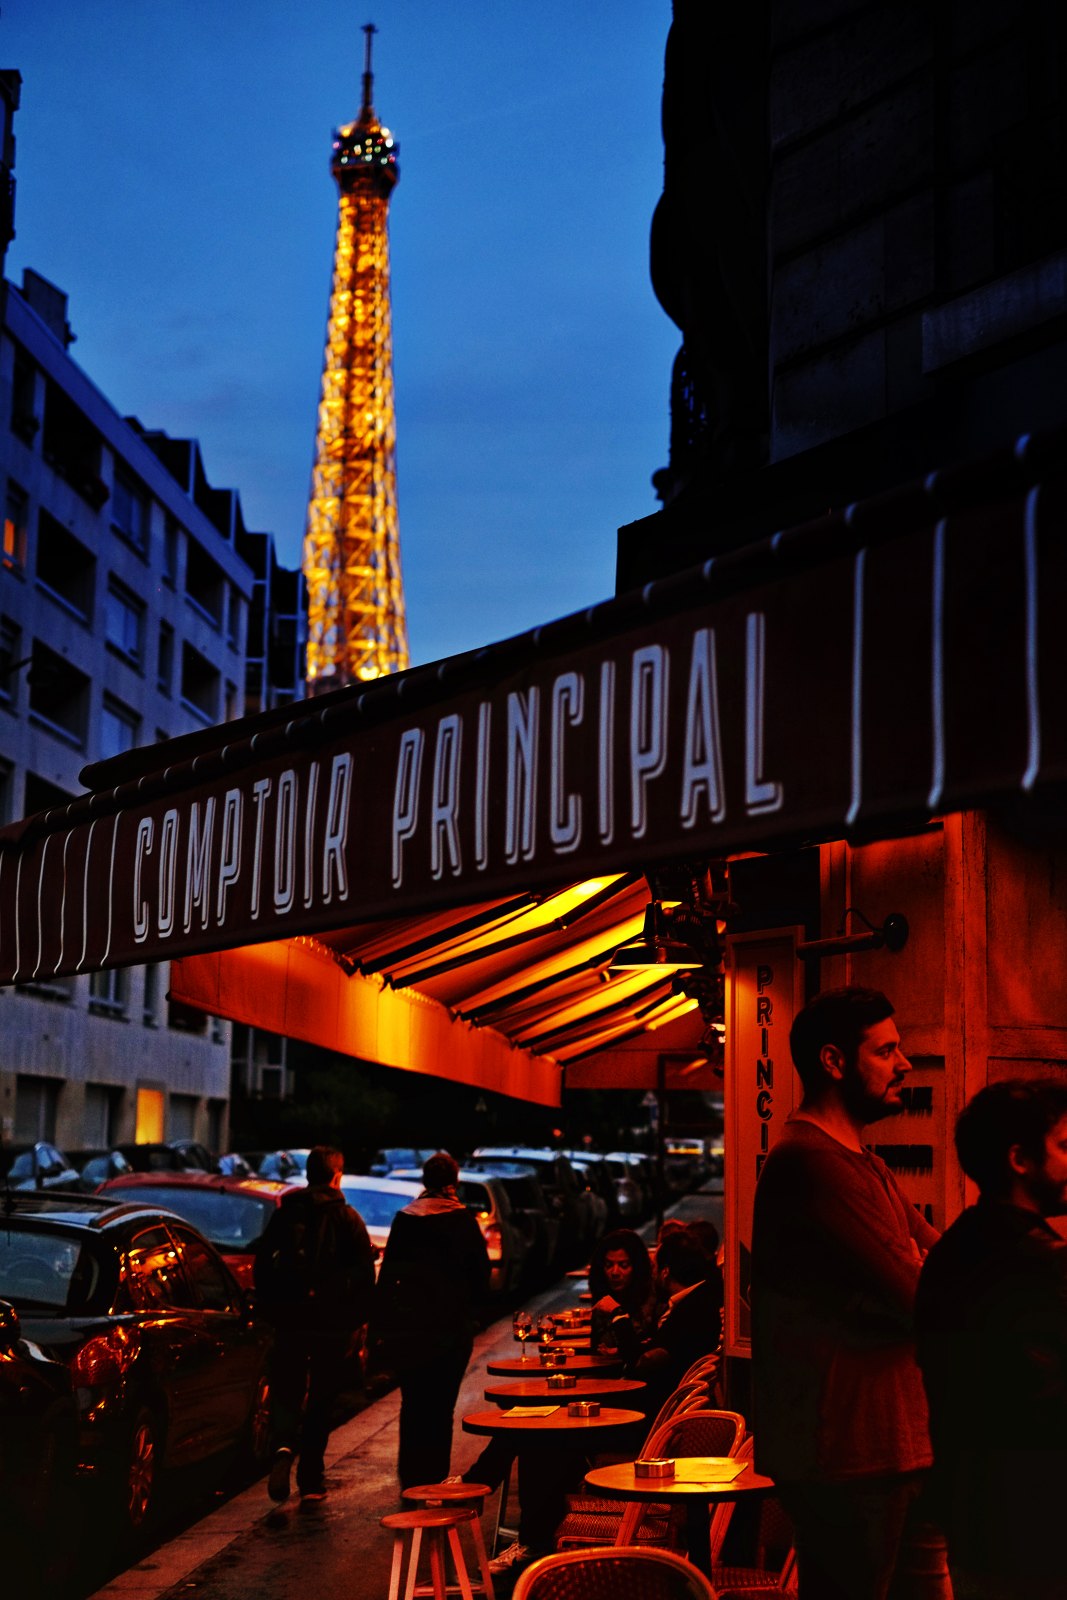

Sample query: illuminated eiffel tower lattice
[303,22,408,691]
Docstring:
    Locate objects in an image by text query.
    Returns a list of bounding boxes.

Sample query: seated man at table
[608,1228,724,1416]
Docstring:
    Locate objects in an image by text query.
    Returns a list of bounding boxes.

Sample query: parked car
[113,1141,215,1175]
[256,1148,309,1182]
[0,1141,81,1192]
[369,1146,437,1177]
[67,1147,134,1189]
[467,1161,561,1285]
[0,1297,79,1593]
[390,1166,528,1297]
[469,1148,590,1268]
[337,1174,422,1263]
[96,1171,300,1290]
[605,1151,657,1217]
[0,1191,272,1544]
[564,1153,616,1235]
[596,1155,646,1221]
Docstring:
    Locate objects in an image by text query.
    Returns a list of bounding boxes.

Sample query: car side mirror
[0,1299,21,1351]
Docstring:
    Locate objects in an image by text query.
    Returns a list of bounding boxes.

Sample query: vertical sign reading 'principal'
[724,929,803,1358]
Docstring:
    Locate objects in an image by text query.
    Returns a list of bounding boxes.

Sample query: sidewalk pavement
[89,1187,723,1600]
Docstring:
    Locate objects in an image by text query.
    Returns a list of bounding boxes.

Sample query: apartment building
[0,264,303,1158]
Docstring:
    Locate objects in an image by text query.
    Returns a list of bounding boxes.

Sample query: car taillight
[70,1325,139,1390]
[482,1222,503,1261]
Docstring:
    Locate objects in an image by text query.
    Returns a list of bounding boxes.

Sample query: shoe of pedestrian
[488,1542,530,1575]
[300,1485,328,1502]
[268,1448,293,1503]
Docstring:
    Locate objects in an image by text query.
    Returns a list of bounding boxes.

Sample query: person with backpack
[254,1144,377,1504]
[372,1150,490,1488]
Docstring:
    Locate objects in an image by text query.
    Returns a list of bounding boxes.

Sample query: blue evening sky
[5,2,678,668]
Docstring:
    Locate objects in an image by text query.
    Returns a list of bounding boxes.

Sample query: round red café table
[484,1375,646,1405]
[485,1352,624,1376]
[463,1402,646,1557]
[582,1458,777,1577]
[463,1405,645,1441]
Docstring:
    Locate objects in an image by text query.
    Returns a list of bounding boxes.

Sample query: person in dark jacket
[373,1150,490,1488]
[915,1079,1067,1600]
[254,1144,377,1504]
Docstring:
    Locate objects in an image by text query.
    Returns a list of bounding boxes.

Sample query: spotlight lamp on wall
[796,908,910,961]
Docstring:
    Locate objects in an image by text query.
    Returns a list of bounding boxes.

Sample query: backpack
[256,1198,359,1324]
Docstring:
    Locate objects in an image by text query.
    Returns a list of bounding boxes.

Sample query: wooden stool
[381,1508,478,1600]
[402,1483,495,1600]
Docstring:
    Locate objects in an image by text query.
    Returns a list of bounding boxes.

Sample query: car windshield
[118,1186,276,1251]
[499,1177,541,1209]
[0,1225,102,1310]
[341,1186,412,1229]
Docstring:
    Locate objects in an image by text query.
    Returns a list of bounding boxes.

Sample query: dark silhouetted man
[916,1079,1067,1600]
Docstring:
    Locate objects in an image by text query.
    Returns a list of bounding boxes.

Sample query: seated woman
[588,1229,656,1353]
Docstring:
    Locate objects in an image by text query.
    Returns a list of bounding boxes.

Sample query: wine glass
[513,1310,533,1361]
[537,1313,555,1348]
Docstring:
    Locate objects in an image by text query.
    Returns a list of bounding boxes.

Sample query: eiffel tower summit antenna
[303,19,408,692]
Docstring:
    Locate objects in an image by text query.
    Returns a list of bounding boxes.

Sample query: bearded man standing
[751,986,947,1599]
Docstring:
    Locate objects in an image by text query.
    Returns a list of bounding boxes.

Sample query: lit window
[4,482,28,572]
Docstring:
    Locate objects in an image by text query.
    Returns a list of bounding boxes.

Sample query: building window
[4,481,27,572]
[142,962,161,1027]
[42,380,105,509]
[105,578,145,667]
[11,349,38,446]
[225,588,242,651]
[180,641,219,723]
[167,997,208,1034]
[224,678,239,721]
[184,537,224,627]
[135,1085,165,1143]
[27,640,89,748]
[0,615,22,706]
[0,757,12,824]
[14,1074,61,1141]
[157,620,174,696]
[99,695,140,762]
[84,1083,122,1145]
[162,516,180,588]
[169,1093,198,1140]
[111,464,149,553]
[89,965,130,1019]
[36,509,95,620]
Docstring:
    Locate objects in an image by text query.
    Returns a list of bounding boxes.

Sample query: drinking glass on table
[537,1314,555,1348]
[513,1310,533,1360]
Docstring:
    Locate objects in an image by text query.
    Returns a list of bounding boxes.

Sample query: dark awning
[2,429,1065,1102]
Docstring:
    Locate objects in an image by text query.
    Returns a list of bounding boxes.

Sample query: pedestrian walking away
[750,986,950,1600]
[916,1079,1067,1600]
[371,1149,490,1490]
[253,1143,377,1504]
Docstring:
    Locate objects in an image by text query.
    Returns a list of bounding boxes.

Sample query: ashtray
[546,1372,577,1390]
[634,1458,676,1479]
[540,1349,566,1368]
[567,1400,600,1417]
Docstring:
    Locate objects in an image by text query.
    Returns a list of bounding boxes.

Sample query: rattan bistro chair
[554,1409,746,1554]
[512,1547,716,1600]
